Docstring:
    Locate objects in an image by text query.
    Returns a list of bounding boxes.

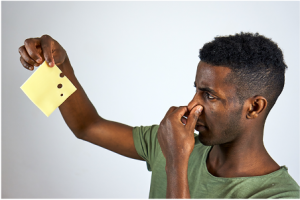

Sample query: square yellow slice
[20,61,77,117]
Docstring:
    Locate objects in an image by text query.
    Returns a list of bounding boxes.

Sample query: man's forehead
[195,61,232,86]
[195,61,235,99]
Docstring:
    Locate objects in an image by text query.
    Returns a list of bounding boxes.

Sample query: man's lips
[196,122,205,126]
[195,121,207,131]
[196,120,206,127]
[195,124,206,131]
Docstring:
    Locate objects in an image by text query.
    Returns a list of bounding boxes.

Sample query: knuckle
[178,106,185,110]
[166,107,173,114]
[24,38,32,46]
[18,46,24,54]
[41,34,49,38]
[41,34,52,41]
[169,106,176,112]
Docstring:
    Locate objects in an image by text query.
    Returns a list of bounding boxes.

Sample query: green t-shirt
[132,125,300,199]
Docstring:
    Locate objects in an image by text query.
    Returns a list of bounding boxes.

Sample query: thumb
[186,105,203,132]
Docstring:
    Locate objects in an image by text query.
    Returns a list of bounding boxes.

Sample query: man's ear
[246,96,268,119]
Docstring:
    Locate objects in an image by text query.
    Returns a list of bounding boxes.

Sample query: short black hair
[199,32,287,113]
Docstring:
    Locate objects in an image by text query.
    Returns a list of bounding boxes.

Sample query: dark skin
[157,105,203,198]
[190,62,280,179]
[156,62,279,198]
[19,35,143,160]
[19,35,280,198]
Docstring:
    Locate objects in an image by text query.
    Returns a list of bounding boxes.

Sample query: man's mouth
[195,122,206,132]
[195,125,207,132]
[196,122,205,126]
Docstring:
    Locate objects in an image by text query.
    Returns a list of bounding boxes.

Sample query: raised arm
[19,35,143,161]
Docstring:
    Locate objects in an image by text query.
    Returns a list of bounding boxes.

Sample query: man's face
[188,61,245,146]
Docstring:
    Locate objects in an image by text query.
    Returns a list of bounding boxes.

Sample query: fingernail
[29,67,33,70]
[37,58,42,63]
[196,106,203,113]
[48,62,52,67]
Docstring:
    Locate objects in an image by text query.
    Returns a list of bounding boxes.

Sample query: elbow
[72,129,86,140]
[72,117,104,140]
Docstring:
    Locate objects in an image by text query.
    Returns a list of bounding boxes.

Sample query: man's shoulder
[238,166,300,198]
[269,166,300,198]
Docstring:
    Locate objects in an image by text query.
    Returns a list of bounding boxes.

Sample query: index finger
[171,106,189,122]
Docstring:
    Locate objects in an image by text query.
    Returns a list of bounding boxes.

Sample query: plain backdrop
[2,1,299,198]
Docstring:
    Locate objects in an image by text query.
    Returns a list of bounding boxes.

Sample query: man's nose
[187,93,203,112]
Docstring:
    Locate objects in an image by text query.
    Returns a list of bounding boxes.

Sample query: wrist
[59,56,74,75]
[165,158,189,174]
[165,159,191,198]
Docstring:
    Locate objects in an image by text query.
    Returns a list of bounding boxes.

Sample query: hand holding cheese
[19,35,68,71]
[19,35,77,117]
[19,35,143,161]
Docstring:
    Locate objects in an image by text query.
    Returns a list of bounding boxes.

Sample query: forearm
[58,57,101,137]
[166,161,191,198]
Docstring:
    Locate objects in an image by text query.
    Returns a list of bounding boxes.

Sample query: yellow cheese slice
[20,61,77,117]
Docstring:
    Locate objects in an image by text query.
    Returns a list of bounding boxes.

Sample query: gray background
[2,1,299,198]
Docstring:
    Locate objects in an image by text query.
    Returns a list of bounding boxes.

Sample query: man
[19,32,299,198]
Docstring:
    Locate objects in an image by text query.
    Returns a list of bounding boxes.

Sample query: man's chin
[198,133,215,146]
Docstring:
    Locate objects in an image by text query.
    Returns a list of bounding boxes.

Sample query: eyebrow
[194,81,219,96]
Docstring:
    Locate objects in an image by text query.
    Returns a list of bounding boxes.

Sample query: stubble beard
[198,106,244,146]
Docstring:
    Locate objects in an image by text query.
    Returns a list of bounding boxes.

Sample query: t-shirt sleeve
[132,125,160,172]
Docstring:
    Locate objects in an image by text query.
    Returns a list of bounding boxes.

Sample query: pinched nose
[187,94,203,113]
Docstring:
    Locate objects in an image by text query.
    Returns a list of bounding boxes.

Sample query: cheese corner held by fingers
[20,61,77,117]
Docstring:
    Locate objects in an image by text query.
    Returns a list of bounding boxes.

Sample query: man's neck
[206,130,280,178]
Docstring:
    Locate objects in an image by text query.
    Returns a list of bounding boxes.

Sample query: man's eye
[206,92,215,99]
